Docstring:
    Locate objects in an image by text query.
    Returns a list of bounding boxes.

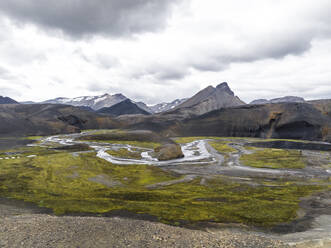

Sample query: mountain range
[11,82,310,117]
[250,96,305,105]
[42,93,127,110]
[1,82,330,142]
[40,93,186,114]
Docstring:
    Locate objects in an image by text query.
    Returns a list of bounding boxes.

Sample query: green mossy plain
[240,148,306,169]
[208,141,237,153]
[0,147,324,227]
[174,137,221,144]
[106,148,143,160]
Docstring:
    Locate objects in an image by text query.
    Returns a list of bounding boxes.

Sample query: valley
[0,130,330,247]
[1,83,331,247]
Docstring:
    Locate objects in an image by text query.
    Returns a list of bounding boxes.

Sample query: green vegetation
[209,141,236,153]
[24,136,44,140]
[240,148,306,169]
[0,146,58,159]
[107,148,142,160]
[0,148,323,227]
[174,137,221,144]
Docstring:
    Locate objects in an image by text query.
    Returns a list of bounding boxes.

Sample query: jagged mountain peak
[216,82,234,96]
[174,82,245,115]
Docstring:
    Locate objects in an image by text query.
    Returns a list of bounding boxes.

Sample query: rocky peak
[113,93,126,99]
[216,82,234,96]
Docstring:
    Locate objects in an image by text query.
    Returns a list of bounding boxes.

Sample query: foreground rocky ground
[0,215,289,248]
[1,197,331,248]
[0,200,289,248]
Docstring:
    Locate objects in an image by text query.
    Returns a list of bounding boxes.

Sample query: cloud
[0,0,183,38]
[0,0,330,104]
[133,63,191,80]
[0,66,13,80]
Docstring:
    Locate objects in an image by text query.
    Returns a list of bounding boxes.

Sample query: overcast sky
[0,0,330,104]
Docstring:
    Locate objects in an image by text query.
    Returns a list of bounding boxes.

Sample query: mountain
[135,101,153,113]
[118,102,331,142]
[149,99,188,114]
[1,99,331,143]
[0,104,117,137]
[0,96,18,104]
[250,96,305,105]
[173,102,331,142]
[43,93,127,110]
[97,99,151,117]
[173,82,245,116]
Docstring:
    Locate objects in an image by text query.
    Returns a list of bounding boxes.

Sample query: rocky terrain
[0,213,290,248]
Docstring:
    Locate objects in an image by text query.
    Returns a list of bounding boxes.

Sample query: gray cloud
[144,64,190,80]
[0,65,20,81]
[95,54,119,69]
[188,32,314,73]
[74,49,119,69]
[0,0,183,38]
[0,66,11,80]
[0,86,20,98]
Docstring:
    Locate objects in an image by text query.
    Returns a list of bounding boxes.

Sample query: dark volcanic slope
[1,100,331,142]
[0,96,18,104]
[0,104,117,137]
[98,99,150,117]
[118,102,331,142]
[177,102,331,141]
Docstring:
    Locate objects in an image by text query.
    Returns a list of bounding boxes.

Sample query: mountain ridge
[0,96,18,104]
[173,82,246,116]
[250,96,305,105]
[97,99,151,117]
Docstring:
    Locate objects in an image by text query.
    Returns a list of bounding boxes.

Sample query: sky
[0,0,330,104]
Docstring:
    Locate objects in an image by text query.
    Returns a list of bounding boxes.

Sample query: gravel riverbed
[0,214,290,248]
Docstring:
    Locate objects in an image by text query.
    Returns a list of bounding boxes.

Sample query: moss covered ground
[106,148,143,160]
[240,148,306,169]
[174,137,221,144]
[0,147,324,227]
[208,141,237,153]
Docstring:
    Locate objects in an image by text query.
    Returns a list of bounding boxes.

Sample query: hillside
[0,96,18,104]
[0,104,117,137]
[97,99,151,116]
